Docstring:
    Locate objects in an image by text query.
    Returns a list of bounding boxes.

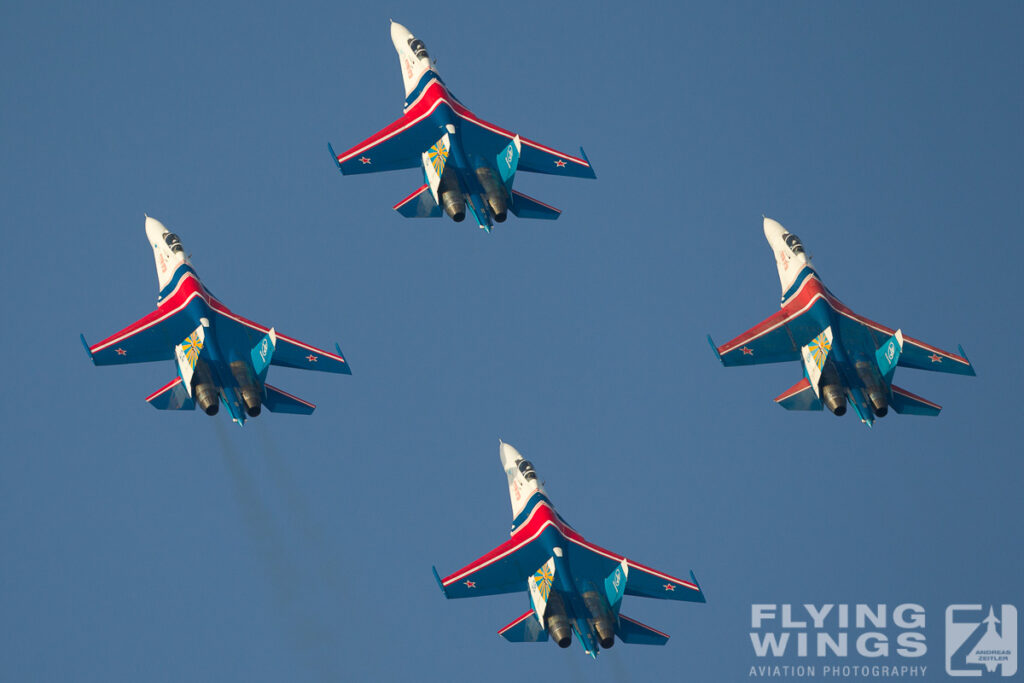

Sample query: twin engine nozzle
[436,166,509,224]
[543,591,573,648]
[582,589,616,649]
[822,361,891,419]
[191,360,219,416]
[190,360,263,418]
[230,360,262,417]
[543,588,617,650]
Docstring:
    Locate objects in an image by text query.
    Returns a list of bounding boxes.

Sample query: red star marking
[664,583,676,591]
[464,580,476,588]
[741,346,754,356]
[554,159,567,168]
[359,156,371,165]
[928,353,943,363]
[306,354,318,363]
[115,348,127,356]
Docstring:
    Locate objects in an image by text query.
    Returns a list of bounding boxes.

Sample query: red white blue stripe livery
[328,21,595,233]
[432,442,705,658]
[708,217,975,427]
[81,216,351,424]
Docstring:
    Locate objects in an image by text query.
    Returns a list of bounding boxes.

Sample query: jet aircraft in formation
[81,216,350,424]
[329,21,596,232]
[709,218,975,427]
[75,17,983,668]
[433,442,705,657]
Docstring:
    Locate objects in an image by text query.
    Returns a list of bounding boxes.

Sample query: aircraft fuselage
[156,265,266,424]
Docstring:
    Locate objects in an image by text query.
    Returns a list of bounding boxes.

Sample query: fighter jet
[328,20,596,232]
[80,216,351,424]
[708,217,975,427]
[432,442,705,657]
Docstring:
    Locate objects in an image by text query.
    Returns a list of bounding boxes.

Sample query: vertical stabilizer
[800,326,834,396]
[422,133,451,204]
[875,329,903,381]
[497,136,521,190]
[527,558,556,623]
[604,559,628,613]
[174,322,207,397]
[251,328,276,379]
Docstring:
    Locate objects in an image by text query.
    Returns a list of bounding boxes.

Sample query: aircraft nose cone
[763,216,786,241]
[499,441,523,469]
[390,20,412,46]
[145,214,169,243]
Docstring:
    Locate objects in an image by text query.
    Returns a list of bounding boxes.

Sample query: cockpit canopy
[408,38,429,60]
[164,232,184,254]
[517,459,537,481]
[783,232,805,255]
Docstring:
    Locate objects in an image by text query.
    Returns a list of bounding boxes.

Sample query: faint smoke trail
[565,650,588,683]
[214,420,295,601]
[212,419,340,682]
[253,421,347,596]
[606,646,633,683]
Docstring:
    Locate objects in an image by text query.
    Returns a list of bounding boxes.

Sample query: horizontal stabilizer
[498,610,548,643]
[509,191,560,220]
[146,377,195,410]
[774,378,824,411]
[890,385,941,416]
[616,614,669,646]
[263,384,315,415]
[394,184,442,218]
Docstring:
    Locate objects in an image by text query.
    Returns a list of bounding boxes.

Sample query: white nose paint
[390,20,433,98]
[763,217,813,296]
[499,441,546,519]
[145,215,189,292]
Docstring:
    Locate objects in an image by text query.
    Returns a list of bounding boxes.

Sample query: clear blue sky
[2,2,1021,681]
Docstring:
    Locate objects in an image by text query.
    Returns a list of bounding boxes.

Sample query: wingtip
[334,343,352,374]
[690,570,707,602]
[79,334,95,362]
[958,345,977,376]
[327,143,342,172]
[706,335,723,364]
[431,567,448,597]
[578,146,596,178]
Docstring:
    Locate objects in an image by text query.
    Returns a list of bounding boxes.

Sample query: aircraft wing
[710,306,823,367]
[82,305,197,366]
[433,532,550,599]
[831,306,975,376]
[331,111,443,175]
[210,305,352,375]
[562,533,705,603]
[454,107,596,179]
